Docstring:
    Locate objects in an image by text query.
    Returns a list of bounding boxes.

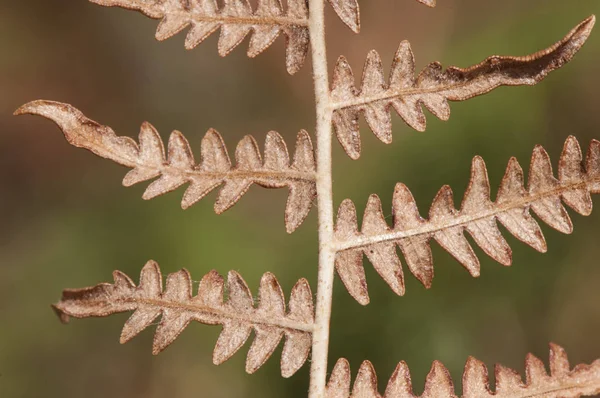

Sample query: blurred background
[2,0,600,397]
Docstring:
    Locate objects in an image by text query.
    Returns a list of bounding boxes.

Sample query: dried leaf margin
[15,100,317,234]
[333,136,600,305]
[326,344,600,397]
[54,261,314,377]
[330,15,595,159]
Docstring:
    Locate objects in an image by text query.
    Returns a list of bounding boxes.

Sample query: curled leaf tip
[13,104,32,116]
[24,101,317,233]
[15,100,61,117]
[52,304,71,324]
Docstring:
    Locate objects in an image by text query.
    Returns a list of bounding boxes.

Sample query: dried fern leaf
[334,136,600,304]
[15,100,316,233]
[326,344,600,397]
[330,15,595,159]
[89,0,309,74]
[53,261,314,377]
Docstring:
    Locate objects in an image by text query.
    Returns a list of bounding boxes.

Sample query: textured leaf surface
[15,101,317,233]
[330,16,595,159]
[328,0,360,33]
[334,136,600,304]
[90,0,310,74]
[53,261,314,377]
[326,344,600,397]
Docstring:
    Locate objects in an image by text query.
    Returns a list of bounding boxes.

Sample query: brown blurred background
[2,0,600,397]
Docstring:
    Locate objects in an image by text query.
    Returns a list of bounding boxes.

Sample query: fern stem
[308,0,335,395]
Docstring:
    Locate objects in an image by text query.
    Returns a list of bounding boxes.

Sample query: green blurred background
[2,0,600,397]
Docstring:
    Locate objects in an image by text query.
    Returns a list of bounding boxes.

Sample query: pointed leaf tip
[328,0,360,33]
[575,15,596,38]
[14,101,87,140]
[16,99,71,117]
[14,103,33,116]
[51,304,71,324]
[24,102,316,232]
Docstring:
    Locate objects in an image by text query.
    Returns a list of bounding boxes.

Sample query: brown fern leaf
[15,100,316,233]
[334,136,600,304]
[89,0,309,74]
[53,261,314,377]
[330,16,595,159]
[326,344,600,397]
[329,0,360,33]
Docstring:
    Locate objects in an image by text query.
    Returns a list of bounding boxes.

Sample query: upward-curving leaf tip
[16,100,317,233]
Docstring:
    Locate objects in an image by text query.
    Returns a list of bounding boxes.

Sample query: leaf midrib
[335,178,599,252]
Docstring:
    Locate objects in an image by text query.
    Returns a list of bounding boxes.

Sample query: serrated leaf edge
[333,136,600,304]
[15,100,317,233]
[326,344,600,397]
[53,261,314,377]
[330,16,595,159]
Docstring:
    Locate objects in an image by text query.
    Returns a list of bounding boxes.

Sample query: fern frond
[53,261,314,377]
[326,344,600,397]
[15,100,317,233]
[90,0,310,74]
[333,136,600,304]
[330,16,595,159]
